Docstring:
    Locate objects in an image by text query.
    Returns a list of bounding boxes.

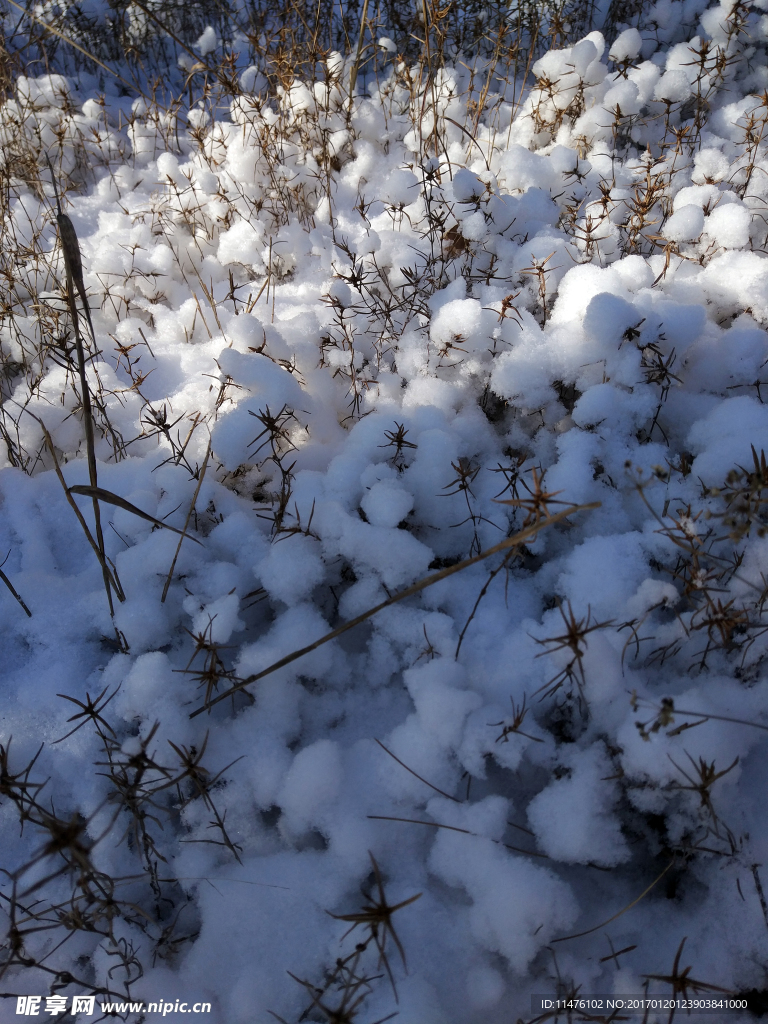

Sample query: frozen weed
[2,0,768,1017]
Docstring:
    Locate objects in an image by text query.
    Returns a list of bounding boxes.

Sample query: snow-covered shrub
[1,0,768,1020]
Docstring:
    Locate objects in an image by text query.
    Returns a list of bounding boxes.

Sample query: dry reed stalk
[348,0,370,103]
[190,501,599,717]
[48,157,120,612]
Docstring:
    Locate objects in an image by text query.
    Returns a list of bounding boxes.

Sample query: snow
[526,743,630,866]
[703,202,753,248]
[609,27,644,61]
[195,26,217,56]
[664,204,705,241]
[1,2,768,1021]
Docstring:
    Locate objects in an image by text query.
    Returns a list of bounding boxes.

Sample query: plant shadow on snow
[2,0,768,1020]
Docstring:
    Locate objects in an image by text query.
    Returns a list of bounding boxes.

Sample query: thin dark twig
[374,739,461,802]
[752,865,768,931]
[0,552,32,617]
[367,815,550,859]
[162,443,211,603]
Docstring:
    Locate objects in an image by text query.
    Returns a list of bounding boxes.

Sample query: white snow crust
[2,2,768,1020]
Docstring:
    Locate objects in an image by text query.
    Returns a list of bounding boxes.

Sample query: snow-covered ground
[2,0,768,1019]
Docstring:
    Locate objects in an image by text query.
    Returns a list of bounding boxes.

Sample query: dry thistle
[532,600,615,707]
[379,422,417,471]
[327,852,422,998]
[643,937,733,1023]
[491,694,544,744]
[668,751,739,834]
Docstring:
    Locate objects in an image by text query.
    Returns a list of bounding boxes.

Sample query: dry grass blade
[158,875,290,891]
[271,956,396,1024]
[47,158,95,344]
[599,940,638,965]
[68,485,203,542]
[443,116,492,171]
[367,815,550,859]
[551,860,675,943]
[176,620,242,707]
[285,962,394,1024]
[23,413,124,600]
[189,501,600,717]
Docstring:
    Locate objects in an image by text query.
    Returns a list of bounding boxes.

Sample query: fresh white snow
[1,0,768,1020]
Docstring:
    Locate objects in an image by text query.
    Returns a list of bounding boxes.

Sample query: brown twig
[189,501,599,717]
[552,860,676,943]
